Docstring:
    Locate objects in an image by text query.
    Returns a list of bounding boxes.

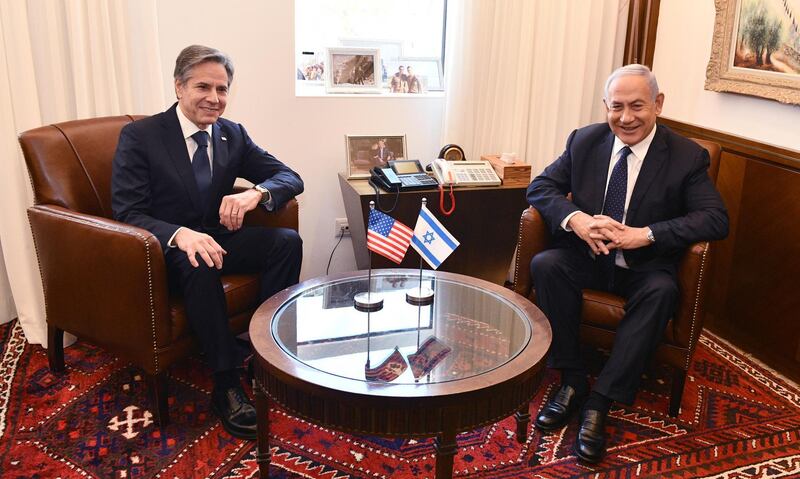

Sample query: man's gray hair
[603,64,659,101]
[174,45,234,85]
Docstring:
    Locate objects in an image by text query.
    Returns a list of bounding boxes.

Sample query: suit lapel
[207,123,230,212]
[591,132,615,215]
[161,105,203,211]
[627,126,668,222]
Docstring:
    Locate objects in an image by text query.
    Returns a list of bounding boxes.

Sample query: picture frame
[385,57,444,93]
[339,39,403,85]
[326,47,382,93]
[296,50,324,83]
[705,0,800,105]
[345,135,408,179]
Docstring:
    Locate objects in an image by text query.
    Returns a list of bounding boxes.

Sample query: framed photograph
[339,39,403,85]
[385,57,443,93]
[705,0,800,105]
[296,50,324,83]
[326,47,382,93]
[345,135,408,179]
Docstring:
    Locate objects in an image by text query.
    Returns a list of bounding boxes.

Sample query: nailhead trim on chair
[512,210,526,291]
[27,211,50,344]
[684,242,709,370]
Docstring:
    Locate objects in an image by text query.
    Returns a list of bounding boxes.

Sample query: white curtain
[443,0,630,174]
[0,0,165,345]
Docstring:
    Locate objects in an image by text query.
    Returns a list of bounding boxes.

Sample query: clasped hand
[568,212,651,256]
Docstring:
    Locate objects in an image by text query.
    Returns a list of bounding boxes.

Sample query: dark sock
[214,369,241,391]
[561,369,589,397]
[584,391,612,415]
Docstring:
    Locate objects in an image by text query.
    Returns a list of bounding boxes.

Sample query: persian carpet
[0,319,798,478]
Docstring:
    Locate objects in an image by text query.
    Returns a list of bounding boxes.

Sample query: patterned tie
[598,146,631,288]
[191,131,211,209]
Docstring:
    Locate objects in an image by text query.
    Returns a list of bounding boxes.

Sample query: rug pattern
[0,319,798,479]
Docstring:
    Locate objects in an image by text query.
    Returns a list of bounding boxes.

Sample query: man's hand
[588,215,651,250]
[219,188,261,231]
[567,211,613,256]
[174,228,227,268]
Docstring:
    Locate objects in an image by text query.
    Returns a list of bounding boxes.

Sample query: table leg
[434,428,457,479]
[514,403,530,444]
[255,385,271,478]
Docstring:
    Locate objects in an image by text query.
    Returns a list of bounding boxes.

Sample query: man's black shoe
[534,385,586,431]
[574,409,607,463]
[211,386,257,440]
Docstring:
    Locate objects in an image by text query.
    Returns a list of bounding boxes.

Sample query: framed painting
[706,0,800,105]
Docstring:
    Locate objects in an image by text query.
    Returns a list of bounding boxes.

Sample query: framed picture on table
[345,135,408,179]
[326,47,382,93]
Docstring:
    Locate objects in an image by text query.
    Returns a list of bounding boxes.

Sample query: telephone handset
[370,166,401,191]
[431,159,502,187]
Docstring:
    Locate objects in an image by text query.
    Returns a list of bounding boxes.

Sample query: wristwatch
[253,184,271,205]
[646,228,656,243]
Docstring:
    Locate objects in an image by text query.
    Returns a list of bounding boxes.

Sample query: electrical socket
[334,218,350,237]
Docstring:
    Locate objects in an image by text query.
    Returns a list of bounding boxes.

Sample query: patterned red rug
[0,319,798,478]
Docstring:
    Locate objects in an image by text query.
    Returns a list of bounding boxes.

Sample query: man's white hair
[604,64,660,101]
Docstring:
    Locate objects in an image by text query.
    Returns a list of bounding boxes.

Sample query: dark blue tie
[598,146,631,288]
[191,131,211,209]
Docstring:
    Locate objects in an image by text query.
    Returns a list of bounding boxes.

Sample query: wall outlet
[334,218,350,237]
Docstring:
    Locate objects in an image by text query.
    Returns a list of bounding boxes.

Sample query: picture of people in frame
[346,135,407,178]
[331,53,375,86]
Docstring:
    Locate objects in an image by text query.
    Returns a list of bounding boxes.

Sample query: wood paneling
[659,117,800,383]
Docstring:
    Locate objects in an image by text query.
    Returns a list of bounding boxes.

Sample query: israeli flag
[411,205,459,269]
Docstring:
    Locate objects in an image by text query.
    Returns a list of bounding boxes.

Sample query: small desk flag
[367,209,413,264]
[411,204,459,269]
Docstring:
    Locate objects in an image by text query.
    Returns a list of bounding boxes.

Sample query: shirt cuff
[561,211,580,231]
[167,227,184,248]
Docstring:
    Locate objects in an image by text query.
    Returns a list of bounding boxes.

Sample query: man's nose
[620,108,634,123]
[207,90,219,103]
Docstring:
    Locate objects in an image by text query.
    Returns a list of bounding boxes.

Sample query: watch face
[439,144,465,162]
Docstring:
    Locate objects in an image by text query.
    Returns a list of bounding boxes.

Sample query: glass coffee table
[249,269,551,479]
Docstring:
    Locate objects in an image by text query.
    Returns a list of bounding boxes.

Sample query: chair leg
[670,367,687,417]
[47,324,65,373]
[147,371,170,428]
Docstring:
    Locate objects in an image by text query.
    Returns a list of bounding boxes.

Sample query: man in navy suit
[527,64,728,462]
[112,45,304,440]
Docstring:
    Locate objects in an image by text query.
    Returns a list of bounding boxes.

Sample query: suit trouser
[530,247,678,404]
[165,226,302,373]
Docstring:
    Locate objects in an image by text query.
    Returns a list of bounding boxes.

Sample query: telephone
[431,159,501,186]
[370,160,439,191]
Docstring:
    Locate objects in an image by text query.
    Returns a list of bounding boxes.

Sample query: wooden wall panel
[659,117,800,382]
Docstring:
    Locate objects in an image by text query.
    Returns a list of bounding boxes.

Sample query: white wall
[653,1,799,151]
[155,1,445,280]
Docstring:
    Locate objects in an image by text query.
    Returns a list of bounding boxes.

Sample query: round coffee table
[249,269,551,479]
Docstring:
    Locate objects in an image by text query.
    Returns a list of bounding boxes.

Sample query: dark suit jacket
[112,103,304,251]
[527,123,728,274]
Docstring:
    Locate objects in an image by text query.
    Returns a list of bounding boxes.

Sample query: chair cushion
[169,274,260,341]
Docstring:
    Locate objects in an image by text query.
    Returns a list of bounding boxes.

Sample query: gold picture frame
[705,0,800,105]
[345,135,408,179]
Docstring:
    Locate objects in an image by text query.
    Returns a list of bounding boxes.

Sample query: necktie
[598,146,631,288]
[191,131,211,209]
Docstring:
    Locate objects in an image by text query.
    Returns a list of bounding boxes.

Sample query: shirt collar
[176,104,213,140]
[612,124,657,160]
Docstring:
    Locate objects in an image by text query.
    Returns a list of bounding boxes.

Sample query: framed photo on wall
[705,0,800,105]
[326,47,382,93]
[345,135,408,179]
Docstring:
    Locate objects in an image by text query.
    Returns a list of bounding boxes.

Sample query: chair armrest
[511,207,551,297]
[27,205,172,364]
[234,185,299,231]
[672,241,711,352]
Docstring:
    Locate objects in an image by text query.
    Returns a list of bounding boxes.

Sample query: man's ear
[654,92,665,115]
[174,79,182,100]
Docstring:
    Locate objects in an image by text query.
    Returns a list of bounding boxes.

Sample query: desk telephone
[431,159,501,186]
[370,160,439,191]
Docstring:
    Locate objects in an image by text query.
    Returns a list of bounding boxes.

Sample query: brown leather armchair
[19,115,299,426]
[511,138,721,417]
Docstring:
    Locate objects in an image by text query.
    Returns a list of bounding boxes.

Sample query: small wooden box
[481,155,532,187]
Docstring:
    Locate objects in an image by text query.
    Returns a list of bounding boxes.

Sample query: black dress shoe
[211,386,257,440]
[534,385,586,431]
[574,409,607,463]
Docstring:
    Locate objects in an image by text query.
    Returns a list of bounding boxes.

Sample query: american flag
[367,209,412,264]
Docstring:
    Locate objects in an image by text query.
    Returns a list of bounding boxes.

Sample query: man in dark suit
[112,45,304,440]
[527,64,728,463]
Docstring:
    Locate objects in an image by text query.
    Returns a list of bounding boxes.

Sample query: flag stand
[354,201,384,313]
[406,198,434,306]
